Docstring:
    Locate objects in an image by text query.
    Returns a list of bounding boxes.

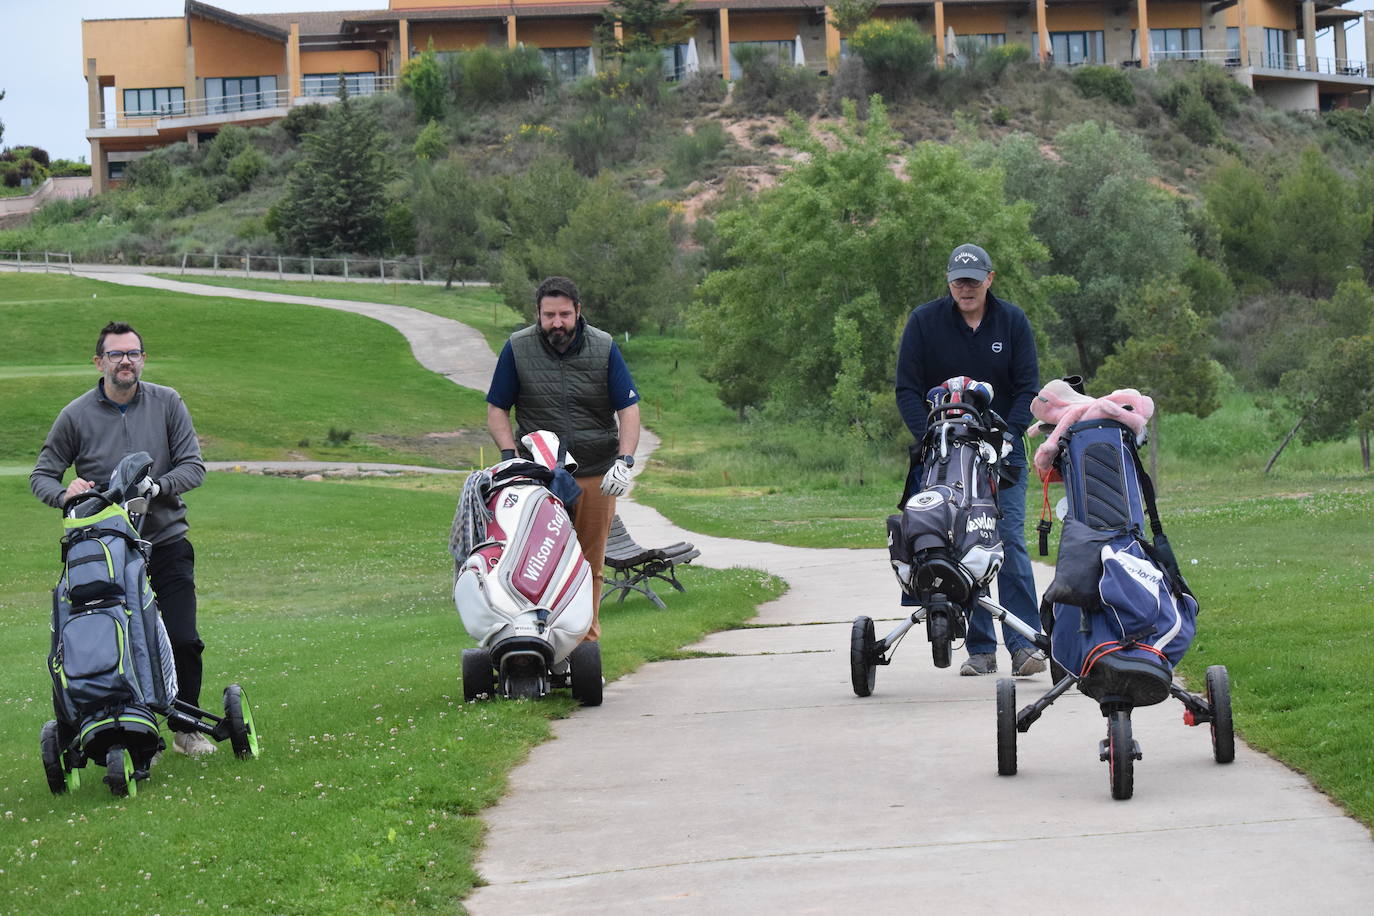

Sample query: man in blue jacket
[895,244,1046,677]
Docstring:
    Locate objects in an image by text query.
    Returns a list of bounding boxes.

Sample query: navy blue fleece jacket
[894,293,1039,466]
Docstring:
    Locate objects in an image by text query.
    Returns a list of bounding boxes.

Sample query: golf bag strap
[1037,475,1053,556]
[60,525,144,564]
[1126,446,1165,540]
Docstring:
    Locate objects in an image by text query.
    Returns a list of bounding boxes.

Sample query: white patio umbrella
[685,36,700,77]
[794,34,806,67]
[946,25,963,67]
[586,48,597,77]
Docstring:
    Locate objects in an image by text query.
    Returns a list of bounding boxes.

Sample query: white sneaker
[173,732,218,756]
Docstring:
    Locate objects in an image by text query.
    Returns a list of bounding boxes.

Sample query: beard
[108,366,140,392]
[541,326,573,349]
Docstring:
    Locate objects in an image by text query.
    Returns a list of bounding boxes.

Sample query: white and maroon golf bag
[450,431,602,704]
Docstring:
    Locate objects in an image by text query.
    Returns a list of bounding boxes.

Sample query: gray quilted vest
[510,322,619,477]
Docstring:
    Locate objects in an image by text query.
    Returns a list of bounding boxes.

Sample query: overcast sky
[0,0,1370,162]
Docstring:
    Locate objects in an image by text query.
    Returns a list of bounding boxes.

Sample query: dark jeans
[148,537,203,721]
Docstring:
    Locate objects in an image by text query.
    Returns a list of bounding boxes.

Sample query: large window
[958,34,1006,52]
[541,47,592,82]
[205,76,279,114]
[122,87,185,117]
[1032,31,1106,65]
[1227,27,1240,65]
[1151,28,1202,61]
[729,40,795,78]
[1264,28,1289,69]
[662,44,690,81]
[303,72,378,98]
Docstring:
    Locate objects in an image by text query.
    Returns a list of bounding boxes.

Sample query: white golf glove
[136,476,161,500]
[600,458,632,496]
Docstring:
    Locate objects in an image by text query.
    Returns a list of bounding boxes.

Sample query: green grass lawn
[0,473,782,913]
[0,273,492,469]
[149,274,523,354]
[47,272,1374,841]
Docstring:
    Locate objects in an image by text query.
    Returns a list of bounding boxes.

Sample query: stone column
[1238,0,1250,67]
[1334,16,1348,70]
[90,139,107,196]
[1302,0,1317,72]
[506,15,517,49]
[400,18,411,65]
[1035,0,1049,64]
[935,0,945,67]
[287,22,301,99]
[720,9,731,79]
[1138,0,1151,68]
[824,8,841,71]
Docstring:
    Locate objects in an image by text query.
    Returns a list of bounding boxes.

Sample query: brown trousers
[571,475,616,641]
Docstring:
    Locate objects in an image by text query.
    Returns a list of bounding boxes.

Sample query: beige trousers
[571,475,616,641]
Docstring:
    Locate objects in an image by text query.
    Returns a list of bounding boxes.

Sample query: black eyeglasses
[102,349,145,362]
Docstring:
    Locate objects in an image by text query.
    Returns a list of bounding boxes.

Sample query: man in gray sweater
[31,321,214,756]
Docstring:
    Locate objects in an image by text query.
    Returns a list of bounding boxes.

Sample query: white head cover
[520,430,578,473]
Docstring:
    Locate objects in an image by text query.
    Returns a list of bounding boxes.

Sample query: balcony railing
[98,76,399,130]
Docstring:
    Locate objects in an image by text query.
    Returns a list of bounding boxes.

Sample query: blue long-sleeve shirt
[894,293,1039,466]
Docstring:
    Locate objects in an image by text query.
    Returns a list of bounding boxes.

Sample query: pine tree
[596,0,693,55]
[274,88,392,255]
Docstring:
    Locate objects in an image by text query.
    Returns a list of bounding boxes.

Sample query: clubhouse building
[83,0,1374,191]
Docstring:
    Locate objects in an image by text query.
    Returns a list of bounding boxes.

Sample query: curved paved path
[50,269,1374,911]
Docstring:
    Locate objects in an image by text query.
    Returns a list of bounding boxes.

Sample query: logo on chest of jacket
[991,341,1003,353]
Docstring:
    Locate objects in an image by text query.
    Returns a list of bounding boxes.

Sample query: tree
[695,97,1058,426]
[502,176,685,334]
[273,91,393,255]
[1267,280,1374,471]
[1272,148,1363,298]
[991,123,1191,376]
[1094,278,1221,420]
[402,42,446,124]
[828,0,879,36]
[1203,158,1277,290]
[413,155,486,287]
[413,119,446,161]
[596,0,693,55]
[0,88,6,146]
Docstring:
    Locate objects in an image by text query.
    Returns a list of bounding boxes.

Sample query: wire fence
[0,250,76,273]
[0,249,487,286]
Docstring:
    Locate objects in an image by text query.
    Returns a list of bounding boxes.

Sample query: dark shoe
[960,653,997,676]
[1011,647,1047,677]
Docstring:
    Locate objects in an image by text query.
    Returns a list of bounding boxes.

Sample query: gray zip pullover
[31,379,206,546]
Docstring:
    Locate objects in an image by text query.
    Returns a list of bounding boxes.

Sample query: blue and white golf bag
[1043,420,1198,705]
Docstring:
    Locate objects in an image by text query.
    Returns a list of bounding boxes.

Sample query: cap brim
[947,268,989,282]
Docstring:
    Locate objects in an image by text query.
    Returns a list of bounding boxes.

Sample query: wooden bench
[602,515,700,609]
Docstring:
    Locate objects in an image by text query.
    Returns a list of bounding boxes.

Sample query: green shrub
[413,118,447,160]
[666,120,728,186]
[280,103,328,141]
[729,45,821,116]
[1325,107,1374,143]
[401,43,446,122]
[202,125,250,174]
[1072,65,1135,106]
[991,105,1011,126]
[226,145,267,190]
[123,155,172,189]
[1175,85,1221,144]
[848,18,934,99]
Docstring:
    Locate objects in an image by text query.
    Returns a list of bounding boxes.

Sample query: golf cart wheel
[461,648,495,702]
[1206,665,1235,764]
[569,641,603,707]
[40,721,68,795]
[1107,711,1134,801]
[105,746,136,799]
[223,684,259,760]
[996,678,1018,776]
[928,612,952,669]
[850,616,877,697]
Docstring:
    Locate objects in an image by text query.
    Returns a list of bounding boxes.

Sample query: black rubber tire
[1206,665,1235,764]
[223,684,259,760]
[1107,711,1134,801]
[850,616,877,697]
[461,647,495,702]
[996,678,1018,776]
[105,746,136,799]
[41,721,68,795]
[928,612,952,669]
[569,641,603,707]
[507,676,542,700]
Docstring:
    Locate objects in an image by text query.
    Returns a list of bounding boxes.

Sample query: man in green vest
[486,276,642,641]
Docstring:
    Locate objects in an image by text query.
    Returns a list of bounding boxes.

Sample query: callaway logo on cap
[947,243,993,282]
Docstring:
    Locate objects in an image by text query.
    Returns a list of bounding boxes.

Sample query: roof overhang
[185,0,289,42]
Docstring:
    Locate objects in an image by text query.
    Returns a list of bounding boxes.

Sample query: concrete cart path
[470,457,1374,913]
[68,266,497,391]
